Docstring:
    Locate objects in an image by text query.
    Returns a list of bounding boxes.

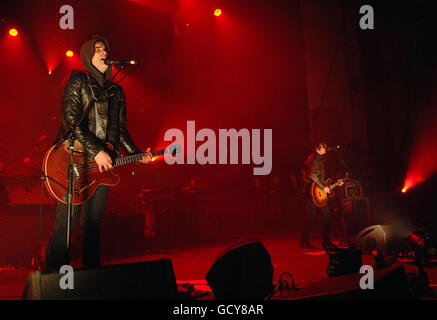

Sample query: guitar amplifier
[344,179,363,199]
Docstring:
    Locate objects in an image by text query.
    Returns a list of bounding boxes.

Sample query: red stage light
[403,103,437,195]
[401,175,423,193]
[214,9,222,17]
[402,181,412,193]
[66,50,74,57]
[9,28,18,37]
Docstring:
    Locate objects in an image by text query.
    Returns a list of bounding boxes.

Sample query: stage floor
[1,234,437,300]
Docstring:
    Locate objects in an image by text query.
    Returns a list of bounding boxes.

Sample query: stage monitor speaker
[354,224,389,254]
[205,239,274,300]
[286,265,410,300]
[23,259,177,300]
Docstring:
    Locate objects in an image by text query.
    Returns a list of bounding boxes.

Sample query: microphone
[104,57,139,65]
[328,145,342,151]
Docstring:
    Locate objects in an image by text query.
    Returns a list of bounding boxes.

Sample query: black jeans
[301,197,331,245]
[46,186,109,271]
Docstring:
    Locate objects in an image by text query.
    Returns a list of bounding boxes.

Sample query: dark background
[0,0,436,265]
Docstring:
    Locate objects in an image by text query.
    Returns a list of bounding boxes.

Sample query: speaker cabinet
[205,239,274,300]
[23,259,177,300]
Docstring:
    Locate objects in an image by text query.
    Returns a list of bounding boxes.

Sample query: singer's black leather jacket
[304,153,326,192]
[60,70,140,159]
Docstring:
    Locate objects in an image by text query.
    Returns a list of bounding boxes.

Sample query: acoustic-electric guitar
[42,140,180,205]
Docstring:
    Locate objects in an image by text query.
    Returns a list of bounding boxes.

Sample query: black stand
[47,124,81,267]
[110,62,140,84]
[110,64,126,82]
[65,134,79,264]
[331,147,349,178]
[32,174,50,271]
[330,147,350,243]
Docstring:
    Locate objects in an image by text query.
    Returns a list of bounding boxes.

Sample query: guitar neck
[330,182,341,191]
[114,148,166,167]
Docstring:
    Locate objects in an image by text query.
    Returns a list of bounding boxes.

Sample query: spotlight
[9,28,18,37]
[408,229,436,264]
[48,71,52,75]
[402,181,412,193]
[214,9,222,17]
[66,50,74,58]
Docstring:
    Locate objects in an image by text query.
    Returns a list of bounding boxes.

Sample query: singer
[45,37,153,271]
[300,141,344,249]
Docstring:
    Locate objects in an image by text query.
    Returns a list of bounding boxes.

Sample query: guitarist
[300,141,343,249]
[45,37,153,271]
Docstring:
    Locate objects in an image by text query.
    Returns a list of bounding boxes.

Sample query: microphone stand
[110,64,126,83]
[50,95,96,267]
[65,134,79,265]
[338,150,348,178]
[32,172,53,271]
[53,128,80,266]
[110,63,140,84]
[40,125,79,269]
[330,147,351,243]
[330,147,349,178]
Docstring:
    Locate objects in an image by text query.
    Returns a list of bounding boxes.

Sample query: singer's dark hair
[313,140,327,152]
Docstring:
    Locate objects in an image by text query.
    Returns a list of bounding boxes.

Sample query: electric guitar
[310,176,346,207]
[42,140,180,205]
